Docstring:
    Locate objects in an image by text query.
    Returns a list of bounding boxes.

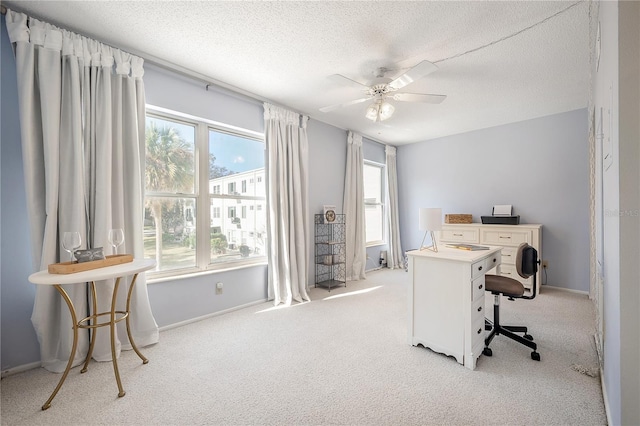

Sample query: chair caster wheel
[531,351,540,361]
[483,347,493,357]
[524,334,534,341]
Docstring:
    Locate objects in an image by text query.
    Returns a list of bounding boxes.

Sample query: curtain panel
[263,103,310,305]
[385,145,404,269]
[343,131,366,281]
[6,10,158,372]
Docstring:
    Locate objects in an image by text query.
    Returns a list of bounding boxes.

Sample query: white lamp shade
[419,208,442,231]
[379,102,395,121]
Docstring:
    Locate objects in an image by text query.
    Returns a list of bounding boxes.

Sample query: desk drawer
[471,253,500,281]
[472,276,485,300]
[481,230,530,247]
[472,296,485,321]
[471,315,486,348]
[440,229,479,244]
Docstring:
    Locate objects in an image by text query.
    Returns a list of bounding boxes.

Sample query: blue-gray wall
[397,109,590,292]
[1,14,41,371]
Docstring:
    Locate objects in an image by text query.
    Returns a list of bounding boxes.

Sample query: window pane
[144,197,196,271]
[364,164,382,203]
[365,204,384,243]
[208,131,265,195]
[209,197,267,263]
[145,117,195,194]
[209,130,266,264]
[363,162,385,244]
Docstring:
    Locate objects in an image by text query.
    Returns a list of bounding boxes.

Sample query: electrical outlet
[542,260,549,269]
[215,282,223,295]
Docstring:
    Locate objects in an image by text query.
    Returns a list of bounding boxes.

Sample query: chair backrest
[515,243,538,279]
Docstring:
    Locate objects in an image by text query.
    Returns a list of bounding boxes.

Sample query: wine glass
[62,232,82,262]
[108,228,125,255]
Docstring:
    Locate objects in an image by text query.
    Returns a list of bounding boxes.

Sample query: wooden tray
[48,254,134,274]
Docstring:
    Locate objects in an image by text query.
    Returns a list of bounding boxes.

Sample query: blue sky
[209,130,264,173]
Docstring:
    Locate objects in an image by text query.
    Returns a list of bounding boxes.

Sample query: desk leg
[110,277,126,397]
[42,285,79,410]
[81,281,98,373]
[125,273,149,364]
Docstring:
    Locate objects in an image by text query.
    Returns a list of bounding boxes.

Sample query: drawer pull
[492,258,497,263]
[478,284,483,290]
[453,233,463,237]
[477,328,482,334]
[478,266,483,271]
[499,236,511,239]
[504,254,512,257]
[477,306,483,312]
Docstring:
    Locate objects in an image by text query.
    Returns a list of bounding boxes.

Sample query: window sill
[366,241,387,248]
[147,259,268,284]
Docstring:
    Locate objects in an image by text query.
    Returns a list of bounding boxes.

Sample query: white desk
[29,259,156,409]
[406,246,501,370]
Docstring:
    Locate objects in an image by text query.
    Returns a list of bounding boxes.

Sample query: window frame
[145,106,267,280]
[363,160,386,247]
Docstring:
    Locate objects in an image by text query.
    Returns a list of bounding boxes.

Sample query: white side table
[29,258,156,410]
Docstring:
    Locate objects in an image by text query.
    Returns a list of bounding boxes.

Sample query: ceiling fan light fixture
[365,100,395,122]
[365,103,380,121]
[379,101,395,121]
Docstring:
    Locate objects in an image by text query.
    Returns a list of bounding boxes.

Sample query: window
[209,129,266,265]
[363,161,385,245]
[145,109,266,276]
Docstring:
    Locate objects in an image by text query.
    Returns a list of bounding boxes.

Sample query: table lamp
[419,208,442,252]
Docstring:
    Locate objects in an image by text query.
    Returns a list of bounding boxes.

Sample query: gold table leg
[81,281,98,373]
[110,277,126,397]
[125,273,148,364]
[42,285,79,410]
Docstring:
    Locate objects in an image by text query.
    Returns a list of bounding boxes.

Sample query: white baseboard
[1,361,41,379]
[158,299,267,332]
[543,285,589,296]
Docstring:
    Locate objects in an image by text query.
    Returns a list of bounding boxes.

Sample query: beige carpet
[0,268,606,425]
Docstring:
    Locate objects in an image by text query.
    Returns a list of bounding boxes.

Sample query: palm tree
[145,122,194,268]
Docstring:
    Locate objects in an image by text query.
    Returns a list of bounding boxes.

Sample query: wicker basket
[444,214,473,224]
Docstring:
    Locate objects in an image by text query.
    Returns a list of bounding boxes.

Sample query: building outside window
[363,161,385,246]
[144,109,266,276]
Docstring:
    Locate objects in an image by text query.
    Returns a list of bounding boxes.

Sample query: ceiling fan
[320,60,446,122]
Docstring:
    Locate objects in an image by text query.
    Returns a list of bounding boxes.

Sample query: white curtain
[343,131,366,281]
[263,103,310,305]
[385,145,404,269]
[6,10,158,372]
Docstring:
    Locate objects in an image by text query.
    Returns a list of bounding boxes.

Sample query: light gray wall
[1,14,41,371]
[397,109,590,292]
[595,2,640,424]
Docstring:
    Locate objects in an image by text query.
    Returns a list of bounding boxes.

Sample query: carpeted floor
[0,268,606,425]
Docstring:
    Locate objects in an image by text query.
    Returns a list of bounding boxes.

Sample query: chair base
[484,294,540,361]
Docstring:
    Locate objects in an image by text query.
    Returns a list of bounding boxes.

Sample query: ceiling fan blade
[388,60,438,91]
[393,92,447,104]
[319,96,373,113]
[328,74,369,90]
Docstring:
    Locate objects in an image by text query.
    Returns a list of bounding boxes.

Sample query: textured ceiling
[3,1,591,145]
